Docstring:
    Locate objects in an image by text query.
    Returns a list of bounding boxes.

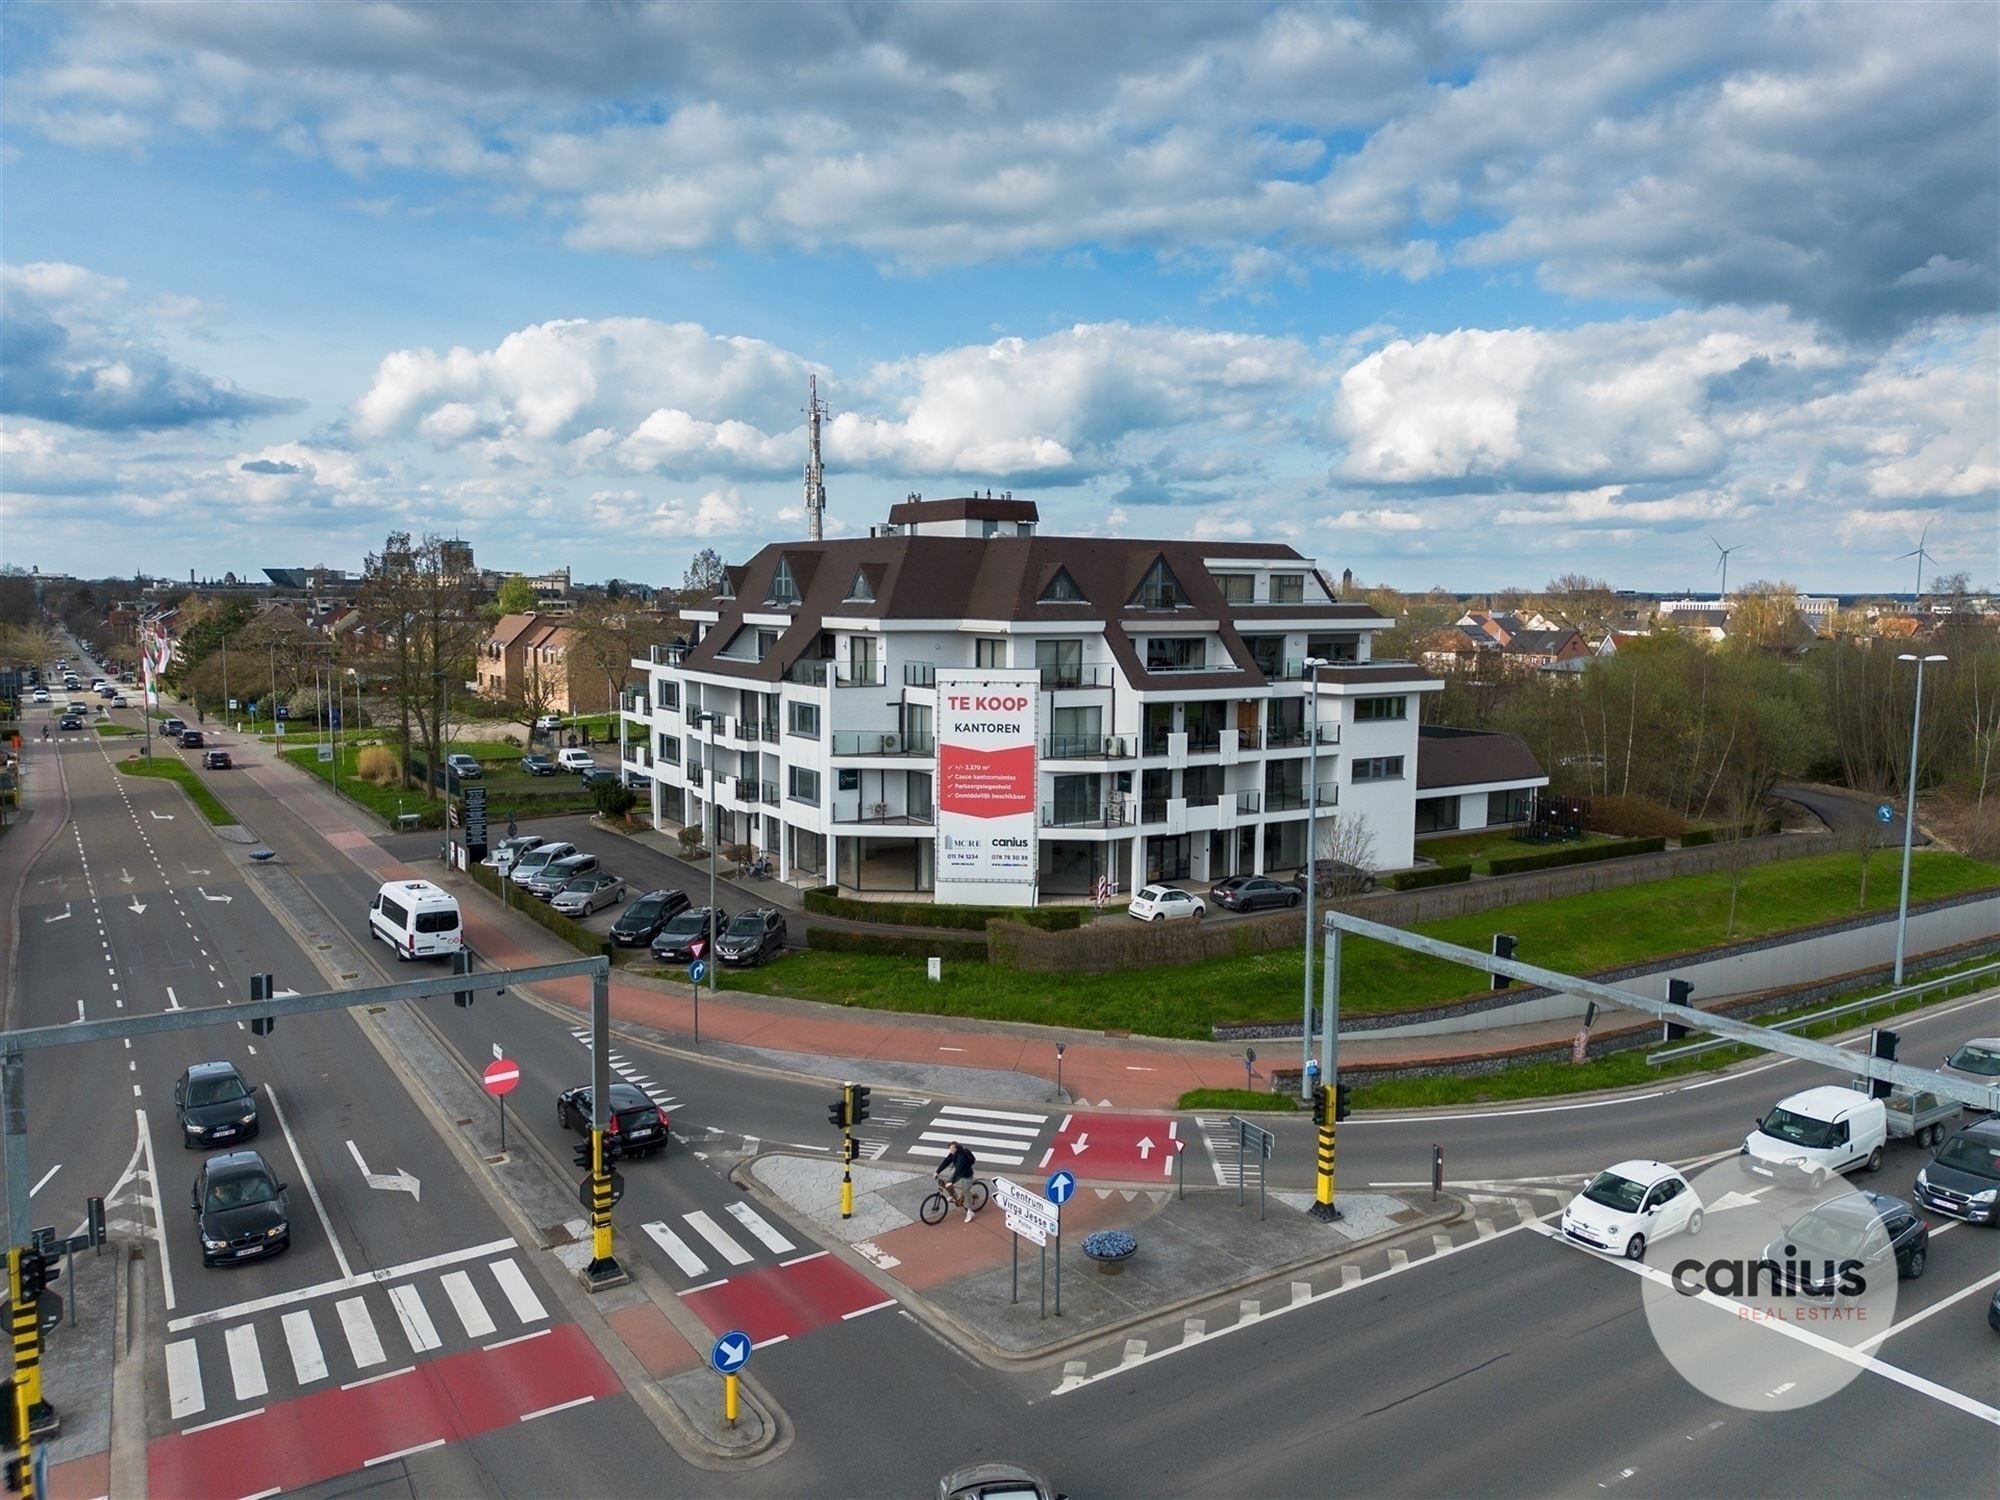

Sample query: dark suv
[717,907,787,966]
[556,1082,669,1158]
[1761,1189,1930,1292]
[611,889,691,947]
[1914,1118,2000,1225]
[650,907,726,964]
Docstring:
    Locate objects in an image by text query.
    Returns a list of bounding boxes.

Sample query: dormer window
[1131,556,1188,610]
[845,568,876,603]
[716,572,736,601]
[767,557,800,606]
[1039,567,1084,603]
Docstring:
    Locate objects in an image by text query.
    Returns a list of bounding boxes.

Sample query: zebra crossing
[849,1094,927,1161]
[568,1028,679,1111]
[904,1103,1050,1168]
[639,1200,800,1283]
[162,1253,550,1424]
[1193,1115,1257,1186]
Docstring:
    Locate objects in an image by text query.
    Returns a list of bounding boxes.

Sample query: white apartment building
[624,496,1545,901]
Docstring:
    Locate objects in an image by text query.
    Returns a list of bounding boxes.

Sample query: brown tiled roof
[1416,725,1547,790]
[886,496,1041,524]
[678,534,1385,687]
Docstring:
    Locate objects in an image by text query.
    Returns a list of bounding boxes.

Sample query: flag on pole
[141,627,173,708]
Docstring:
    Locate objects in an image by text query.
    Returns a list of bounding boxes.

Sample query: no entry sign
[483,1058,521,1096]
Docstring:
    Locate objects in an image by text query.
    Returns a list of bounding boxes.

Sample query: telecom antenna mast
[804,375,828,541]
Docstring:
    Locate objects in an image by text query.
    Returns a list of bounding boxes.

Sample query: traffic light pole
[583,966,624,1288]
[7,1247,47,1496]
[1310,927,1343,1223]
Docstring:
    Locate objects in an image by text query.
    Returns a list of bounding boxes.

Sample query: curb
[108,1242,146,1500]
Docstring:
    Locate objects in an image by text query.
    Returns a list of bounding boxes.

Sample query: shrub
[465,861,613,959]
[356,745,400,785]
[677,824,708,857]
[806,926,988,961]
[593,783,638,819]
[802,886,1083,931]
[1582,795,1690,840]
[991,909,1304,974]
[1385,864,1472,891]
[722,842,756,871]
[1486,836,1668,875]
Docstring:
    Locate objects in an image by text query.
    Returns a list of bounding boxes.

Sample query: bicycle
[920,1175,991,1225]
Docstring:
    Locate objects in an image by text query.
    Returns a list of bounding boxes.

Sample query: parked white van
[1741,1084,1887,1188]
[368,880,463,960]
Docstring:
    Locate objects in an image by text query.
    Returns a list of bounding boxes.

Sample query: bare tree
[1845,813,1877,911]
[568,597,674,714]
[358,533,484,799]
[681,547,726,601]
[1310,812,1379,897]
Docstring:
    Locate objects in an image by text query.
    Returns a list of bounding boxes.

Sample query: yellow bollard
[724,1372,739,1426]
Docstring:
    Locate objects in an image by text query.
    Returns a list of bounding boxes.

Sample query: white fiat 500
[1560,1159,1704,1261]
[1127,884,1206,922]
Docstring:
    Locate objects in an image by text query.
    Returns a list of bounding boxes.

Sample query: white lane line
[341,1365,413,1392]
[935,1105,1049,1123]
[483,1329,550,1353]
[183,1407,263,1436]
[225,1324,268,1400]
[365,1439,446,1467]
[336,1297,386,1369]
[684,1210,753,1266]
[643,1221,709,1277]
[264,1083,351,1281]
[488,1258,549,1324]
[387,1284,441,1353]
[724,1202,796,1254]
[168,1238,518,1333]
[137,1108,177,1312]
[281,1310,328,1386]
[165,1338,205,1419]
[440,1270,496,1339]
[779,1250,828,1268]
[921,1117,1045,1137]
[750,1333,789,1349]
[1855,1266,2000,1354]
[841,1299,897,1320]
[28,1164,61,1198]
[519,1395,595,1423]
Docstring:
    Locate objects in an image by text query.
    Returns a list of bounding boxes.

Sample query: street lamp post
[1300,657,1329,1098]
[1892,652,1947,985]
[690,710,723,1008]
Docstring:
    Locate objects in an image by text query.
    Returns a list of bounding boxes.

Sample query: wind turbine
[1895,523,1936,604]
[1710,536,1743,602]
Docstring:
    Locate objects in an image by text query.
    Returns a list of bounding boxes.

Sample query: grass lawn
[1411,827,1618,874]
[1179,1088,1303,1112]
[1352,954,2000,1110]
[95,722,139,737]
[696,849,2000,1040]
[282,740,602,826]
[117,754,238,826]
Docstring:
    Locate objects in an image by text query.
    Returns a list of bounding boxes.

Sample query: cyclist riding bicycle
[936,1140,978,1222]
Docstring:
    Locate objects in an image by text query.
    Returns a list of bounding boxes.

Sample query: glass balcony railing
[786,661,831,687]
[1185,728,1222,754]
[1040,803,1137,829]
[1264,725,1308,749]
[1041,733,1133,759]
[1234,790,1261,815]
[1140,798,1168,823]
[833,802,935,824]
[836,663,887,687]
[1038,664,1114,689]
[904,661,937,687]
[1265,788,1308,812]
[830,731,936,757]
[649,644,686,666]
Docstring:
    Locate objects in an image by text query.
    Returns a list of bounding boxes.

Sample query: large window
[1270,573,1305,604]
[1488,787,1533,825]
[767,557,800,606]
[1354,695,1407,721]
[787,700,820,739]
[1038,568,1084,603]
[1036,637,1082,687]
[1144,637,1205,672]
[1215,574,1254,603]
[1131,557,1189,610]
[1352,755,1405,782]
[657,733,681,765]
[1414,795,1460,834]
[1048,704,1103,757]
[787,766,821,805]
[974,637,1008,669]
[1182,764,1222,807]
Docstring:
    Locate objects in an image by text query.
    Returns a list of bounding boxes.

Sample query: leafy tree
[359,533,485,800]
[681,547,726,600]
[491,575,539,620]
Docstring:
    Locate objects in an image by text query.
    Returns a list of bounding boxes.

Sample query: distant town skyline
[2,3,1994,593]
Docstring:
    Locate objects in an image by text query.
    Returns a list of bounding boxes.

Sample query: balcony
[1041,733,1133,759]
[904,661,937,688]
[1040,802,1137,829]
[1141,734,1169,757]
[1264,725,1308,749]
[786,661,831,687]
[649,644,686,667]
[1265,788,1308,812]
[1038,664,1115,690]
[620,694,649,717]
[1186,728,1221,754]
[754,779,781,806]
[1313,723,1341,746]
[1234,790,1262,816]
[836,663,887,687]
[1142,655,1210,675]
[1140,798,1168,823]
[686,765,705,787]
[830,730,936,757]
[832,801,935,826]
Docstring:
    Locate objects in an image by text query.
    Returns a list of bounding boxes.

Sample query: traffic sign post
[710,1330,751,1426]
[995,1178,1063,1318]
[483,1053,519,1153]
[687,947,706,1045]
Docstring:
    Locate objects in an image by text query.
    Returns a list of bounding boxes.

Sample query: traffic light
[1311,1086,1329,1125]
[1490,934,1517,991]
[453,950,475,1008]
[1334,1084,1353,1122]
[17,1252,44,1301]
[827,1096,849,1130]
[572,1140,593,1169]
[843,1136,859,1164]
[1869,1027,1901,1100]
[250,972,277,1036]
[850,1085,871,1124]
[4,1456,24,1495]
[1663,977,1694,1042]
[1,1377,14,1444]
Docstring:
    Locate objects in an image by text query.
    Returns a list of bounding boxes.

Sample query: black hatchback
[717,907,787,966]
[175,1062,260,1149]
[611,889,691,947]
[1762,1189,1930,1293]
[193,1151,291,1267]
[651,906,727,964]
[557,1082,669,1158]
[1209,875,1299,912]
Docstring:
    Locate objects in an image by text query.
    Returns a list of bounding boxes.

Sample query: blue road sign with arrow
[711,1330,751,1374]
[1045,1169,1076,1205]
[688,960,707,984]
[1877,804,1894,824]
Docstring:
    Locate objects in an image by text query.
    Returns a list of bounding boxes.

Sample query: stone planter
[1081,1231,1137,1275]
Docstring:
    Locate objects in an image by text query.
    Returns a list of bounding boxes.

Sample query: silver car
[488,834,544,875]
[552,872,626,917]
[1939,1037,2000,1109]
[508,841,577,887]
[526,852,599,900]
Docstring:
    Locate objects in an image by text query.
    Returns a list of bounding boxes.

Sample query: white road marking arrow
[183,868,210,876]
[150,811,174,821]
[119,868,135,884]
[196,887,232,904]
[1069,1132,1090,1155]
[166,987,181,1011]
[127,898,147,915]
[345,1140,420,1200]
[1136,1136,1155,1160]
[44,904,72,924]
[1706,1189,1770,1214]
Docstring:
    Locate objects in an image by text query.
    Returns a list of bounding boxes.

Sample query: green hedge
[1385,863,1473,891]
[1486,835,1668,875]
[465,860,613,959]
[801,885,1084,931]
[806,926,989,962]
[1681,817,1781,848]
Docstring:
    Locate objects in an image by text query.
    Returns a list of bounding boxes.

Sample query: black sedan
[1761,1189,1930,1294]
[650,907,727,964]
[192,1151,291,1267]
[611,889,691,947]
[1209,875,1299,912]
[717,907,787,966]
[556,1082,670,1158]
[58,714,84,731]
[175,1061,259,1149]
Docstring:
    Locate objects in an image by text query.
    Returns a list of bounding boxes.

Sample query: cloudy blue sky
[2,1,1994,595]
